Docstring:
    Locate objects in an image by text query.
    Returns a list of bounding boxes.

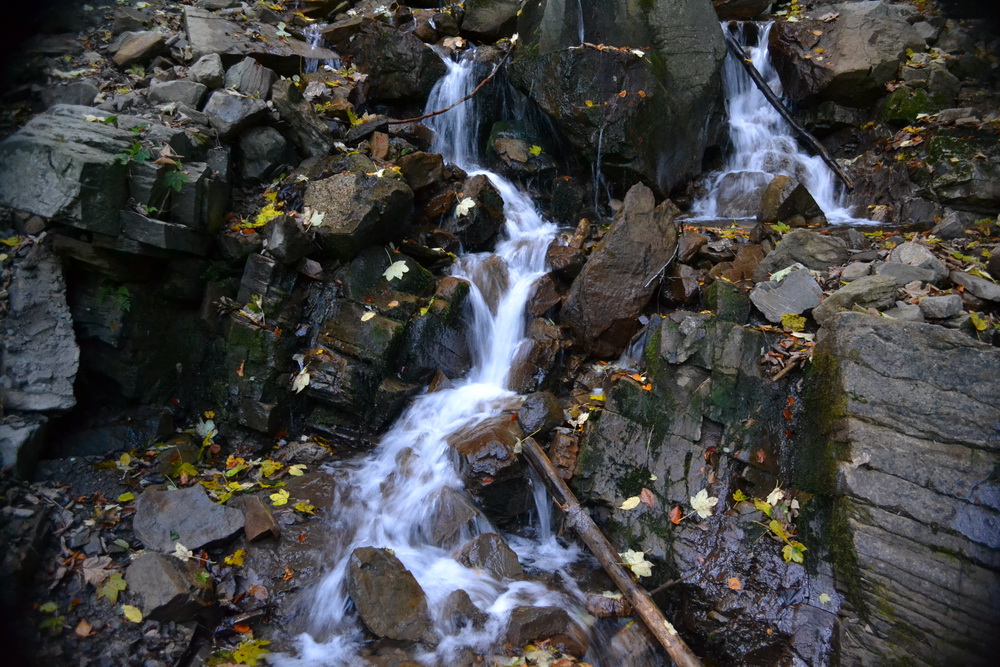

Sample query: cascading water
[691,22,862,223]
[302,23,341,75]
[277,52,592,666]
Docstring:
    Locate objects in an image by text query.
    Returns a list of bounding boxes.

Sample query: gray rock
[0,246,79,413]
[812,275,898,325]
[40,81,99,108]
[749,268,823,323]
[758,175,825,225]
[461,0,520,40]
[121,211,210,255]
[455,533,523,580]
[506,606,573,646]
[303,171,414,262]
[224,57,277,99]
[888,242,948,283]
[0,415,49,479]
[132,484,244,552]
[841,262,871,282]
[950,270,1000,303]
[148,79,208,108]
[188,53,224,88]
[270,79,333,159]
[113,30,167,68]
[202,90,269,140]
[442,589,487,632]
[770,1,924,106]
[238,126,292,182]
[184,7,338,66]
[801,313,1000,666]
[918,294,963,319]
[753,230,849,282]
[261,214,315,265]
[874,260,937,287]
[125,552,214,622]
[0,105,131,235]
[712,0,771,20]
[346,547,435,644]
[517,392,563,436]
[561,183,679,357]
[931,209,967,240]
[883,302,925,323]
[440,173,505,251]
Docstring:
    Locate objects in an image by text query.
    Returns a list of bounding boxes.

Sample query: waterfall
[302,23,340,74]
[277,52,588,666]
[691,22,863,223]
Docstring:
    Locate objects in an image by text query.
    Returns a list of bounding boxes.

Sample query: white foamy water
[276,52,590,666]
[302,23,341,74]
[692,22,867,224]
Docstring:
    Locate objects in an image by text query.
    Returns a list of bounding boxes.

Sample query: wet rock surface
[346,547,435,644]
[132,485,245,552]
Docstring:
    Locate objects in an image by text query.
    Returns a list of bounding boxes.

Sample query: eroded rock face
[509,0,725,194]
[753,230,849,282]
[132,485,245,552]
[455,533,523,580]
[800,313,1000,666]
[125,552,215,623]
[447,415,530,522]
[346,547,435,644]
[561,183,678,358]
[770,1,924,107]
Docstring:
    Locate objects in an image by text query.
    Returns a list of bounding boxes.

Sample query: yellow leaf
[819,593,832,604]
[619,496,641,510]
[122,604,143,623]
[294,501,316,514]
[288,464,307,476]
[270,489,290,506]
[360,311,376,322]
[117,492,135,503]
[225,549,247,567]
[529,145,542,156]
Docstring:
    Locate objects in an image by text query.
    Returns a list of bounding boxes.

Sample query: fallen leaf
[291,367,310,393]
[690,488,719,519]
[172,543,195,562]
[639,487,655,508]
[39,602,58,614]
[766,485,784,506]
[74,619,93,637]
[755,449,766,464]
[122,604,143,623]
[618,90,627,98]
[727,577,743,591]
[225,549,246,567]
[455,197,476,217]
[663,619,678,636]
[529,144,542,156]
[117,492,135,503]
[669,505,682,524]
[619,496,641,510]
[819,593,832,604]
[96,572,126,603]
[234,623,252,634]
[283,566,294,581]
[360,311,376,322]
[288,464,307,476]
[619,549,653,578]
[236,360,245,377]
[248,584,269,600]
[383,260,409,281]
[81,556,113,587]
[270,489,290,506]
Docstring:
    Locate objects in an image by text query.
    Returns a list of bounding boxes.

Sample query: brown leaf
[81,556,113,587]
[618,90,627,98]
[669,505,682,525]
[728,577,743,591]
[236,360,245,377]
[639,488,656,508]
[248,584,269,600]
[75,619,94,637]
[283,566,294,581]
[755,449,767,464]
[782,409,793,420]
[786,396,795,407]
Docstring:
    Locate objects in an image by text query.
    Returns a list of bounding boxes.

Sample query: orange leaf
[669,505,682,525]
[283,566,294,581]
[481,476,493,486]
[755,449,766,464]
[234,623,252,634]
[727,577,743,591]
[786,396,795,407]
[75,619,93,637]
[298,533,307,543]
[618,90,627,98]
[639,487,655,508]
[641,383,653,391]
[637,90,647,98]
[629,373,644,381]
[236,360,245,378]
[782,409,793,420]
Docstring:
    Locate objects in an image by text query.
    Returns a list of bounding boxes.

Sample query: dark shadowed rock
[239,126,293,182]
[461,0,520,40]
[455,533,523,580]
[753,230,849,282]
[770,1,924,106]
[397,152,444,193]
[189,53,225,88]
[237,495,280,542]
[506,606,573,646]
[224,57,278,99]
[750,267,823,323]
[148,79,208,108]
[304,172,414,261]
[0,246,79,415]
[125,552,215,623]
[561,183,678,357]
[447,415,530,521]
[712,0,770,20]
[441,589,488,632]
[758,175,826,225]
[202,91,269,140]
[0,416,49,479]
[261,214,315,265]
[517,392,563,436]
[133,485,245,552]
[440,174,506,251]
[346,547,435,644]
[270,79,333,159]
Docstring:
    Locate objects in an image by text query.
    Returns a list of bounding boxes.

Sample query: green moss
[796,349,848,494]
[828,497,868,620]
[879,86,941,126]
[616,464,653,497]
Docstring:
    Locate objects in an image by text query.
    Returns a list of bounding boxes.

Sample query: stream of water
[691,22,864,224]
[278,52,591,666]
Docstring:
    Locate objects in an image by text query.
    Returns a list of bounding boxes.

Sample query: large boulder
[0,105,131,236]
[132,485,245,552]
[509,0,725,194]
[712,0,771,20]
[0,245,79,415]
[461,0,520,41]
[753,230,850,282]
[800,313,1000,665]
[346,547,435,644]
[125,552,215,623]
[561,184,678,357]
[303,172,414,261]
[770,1,925,107]
[323,18,446,102]
[447,415,530,522]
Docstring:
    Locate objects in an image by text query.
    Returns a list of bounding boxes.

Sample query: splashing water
[691,22,866,224]
[302,23,341,74]
[277,52,590,666]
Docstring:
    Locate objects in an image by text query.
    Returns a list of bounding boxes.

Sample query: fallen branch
[723,30,854,191]
[520,437,703,667]
[387,45,514,125]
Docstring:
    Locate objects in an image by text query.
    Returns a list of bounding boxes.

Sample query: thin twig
[387,46,515,125]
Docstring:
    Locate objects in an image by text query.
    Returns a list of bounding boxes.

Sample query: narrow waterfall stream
[691,22,863,223]
[279,53,593,665]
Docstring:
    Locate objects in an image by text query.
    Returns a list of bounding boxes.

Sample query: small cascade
[279,52,593,665]
[691,22,862,223]
[302,23,340,74]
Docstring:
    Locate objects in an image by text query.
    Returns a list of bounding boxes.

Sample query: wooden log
[723,30,854,191]
[519,437,703,667]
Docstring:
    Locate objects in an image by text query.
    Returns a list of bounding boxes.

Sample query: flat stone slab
[133,484,244,552]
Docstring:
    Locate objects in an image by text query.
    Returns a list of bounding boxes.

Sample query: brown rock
[455,533,524,580]
[346,547,435,644]
[239,495,280,542]
[113,31,167,68]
